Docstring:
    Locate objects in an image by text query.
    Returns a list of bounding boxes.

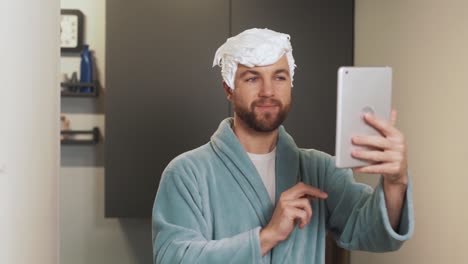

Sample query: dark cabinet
[105,0,230,217]
[105,0,354,218]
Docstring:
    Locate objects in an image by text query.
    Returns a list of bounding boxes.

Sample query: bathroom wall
[352,0,468,263]
[60,0,152,263]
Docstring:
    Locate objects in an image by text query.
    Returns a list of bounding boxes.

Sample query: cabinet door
[105,0,230,217]
[106,0,354,218]
[231,0,354,153]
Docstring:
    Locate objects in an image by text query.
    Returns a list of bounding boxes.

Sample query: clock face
[60,9,84,53]
[61,15,79,48]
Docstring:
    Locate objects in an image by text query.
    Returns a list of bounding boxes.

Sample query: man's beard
[234,98,291,132]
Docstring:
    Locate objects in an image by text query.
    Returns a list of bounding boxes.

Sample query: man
[152,28,414,263]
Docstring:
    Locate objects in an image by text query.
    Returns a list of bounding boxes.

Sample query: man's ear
[222,81,233,100]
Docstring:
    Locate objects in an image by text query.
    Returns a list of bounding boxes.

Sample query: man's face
[229,55,292,132]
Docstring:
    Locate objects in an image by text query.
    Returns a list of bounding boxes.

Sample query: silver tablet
[335,67,392,168]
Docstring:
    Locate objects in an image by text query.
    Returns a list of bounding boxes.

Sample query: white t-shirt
[247,148,276,204]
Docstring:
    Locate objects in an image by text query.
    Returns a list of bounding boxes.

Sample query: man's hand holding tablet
[335,67,408,230]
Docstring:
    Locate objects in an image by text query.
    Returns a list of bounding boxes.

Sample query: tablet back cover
[335,67,392,168]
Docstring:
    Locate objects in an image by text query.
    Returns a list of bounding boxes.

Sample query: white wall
[0,0,60,263]
[352,0,468,263]
[60,1,152,263]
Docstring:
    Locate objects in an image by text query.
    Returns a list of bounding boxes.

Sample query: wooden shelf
[61,81,98,97]
[61,127,100,145]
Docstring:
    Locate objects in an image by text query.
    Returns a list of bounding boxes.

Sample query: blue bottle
[80,45,93,93]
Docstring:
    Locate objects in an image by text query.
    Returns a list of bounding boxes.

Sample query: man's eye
[276,76,287,81]
[246,77,257,82]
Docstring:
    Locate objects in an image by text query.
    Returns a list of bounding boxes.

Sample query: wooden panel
[105,0,230,217]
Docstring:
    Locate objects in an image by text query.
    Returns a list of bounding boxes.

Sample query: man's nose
[258,79,274,97]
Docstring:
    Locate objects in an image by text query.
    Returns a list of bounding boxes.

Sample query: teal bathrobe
[152,118,414,263]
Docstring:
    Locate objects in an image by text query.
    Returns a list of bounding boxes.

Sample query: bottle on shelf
[79,45,93,93]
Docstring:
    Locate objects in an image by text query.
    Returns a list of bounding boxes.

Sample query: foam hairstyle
[212,28,296,89]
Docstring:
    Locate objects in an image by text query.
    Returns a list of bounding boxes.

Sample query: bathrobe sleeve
[323,158,414,252]
[152,168,263,264]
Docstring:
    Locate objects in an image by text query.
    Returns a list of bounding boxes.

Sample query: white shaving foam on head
[212,28,296,90]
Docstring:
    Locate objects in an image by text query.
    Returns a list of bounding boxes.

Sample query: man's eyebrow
[239,70,260,78]
[274,68,290,76]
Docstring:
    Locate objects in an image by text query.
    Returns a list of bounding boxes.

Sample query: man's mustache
[251,98,282,108]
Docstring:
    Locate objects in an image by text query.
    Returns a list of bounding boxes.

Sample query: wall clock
[61,9,84,54]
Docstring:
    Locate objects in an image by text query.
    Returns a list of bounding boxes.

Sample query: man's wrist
[383,174,408,198]
[383,170,408,187]
[382,173,408,231]
[259,227,280,256]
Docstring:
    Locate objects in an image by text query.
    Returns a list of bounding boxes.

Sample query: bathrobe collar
[210,118,300,226]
